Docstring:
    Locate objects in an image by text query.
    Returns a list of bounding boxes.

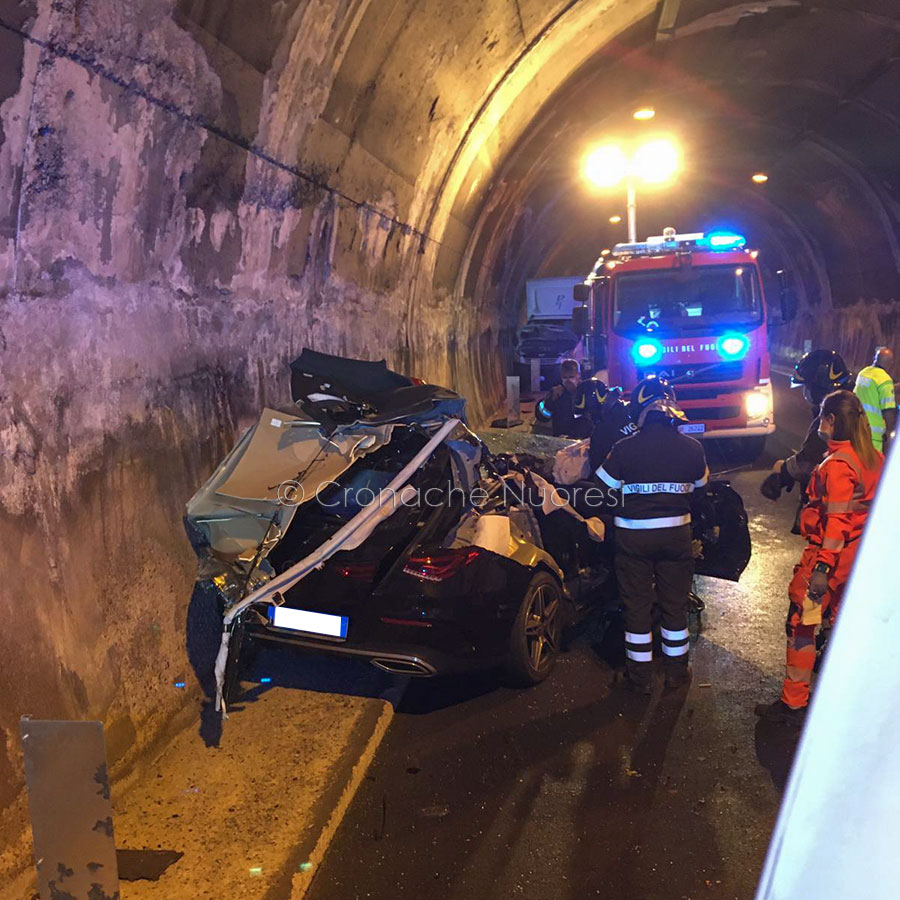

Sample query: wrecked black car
[184,351,750,713]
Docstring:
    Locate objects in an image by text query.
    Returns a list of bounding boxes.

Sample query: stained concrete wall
[0,0,409,870]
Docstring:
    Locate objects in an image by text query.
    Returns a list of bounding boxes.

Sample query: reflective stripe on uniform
[661,627,689,642]
[597,466,623,489]
[695,467,710,488]
[625,631,652,644]
[826,450,864,481]
[786,664,812,683]
[614,514,691,529]
[622,481,695,495]
[807,451,869,517]
[822,536,845,551]
[861,401,881,415]
[626,648,653,662]
[662,642,689,657]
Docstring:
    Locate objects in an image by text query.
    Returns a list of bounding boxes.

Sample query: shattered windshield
[613,264,762,336]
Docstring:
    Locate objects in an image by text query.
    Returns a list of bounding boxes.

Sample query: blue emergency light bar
[612,229,747,259]
[703,231,747,250]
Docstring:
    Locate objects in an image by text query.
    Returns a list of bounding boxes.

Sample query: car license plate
[678,423,706,434]
[269,606,349,640]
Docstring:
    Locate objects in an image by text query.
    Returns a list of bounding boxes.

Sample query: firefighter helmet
[791,350,852,403]
[574,378,607,410]
[629,376,688,428]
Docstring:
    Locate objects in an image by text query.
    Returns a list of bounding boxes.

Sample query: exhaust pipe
[370,657,436,677]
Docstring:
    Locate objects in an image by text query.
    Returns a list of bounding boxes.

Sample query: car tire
[222,614,250,707]
[504,572,563,687]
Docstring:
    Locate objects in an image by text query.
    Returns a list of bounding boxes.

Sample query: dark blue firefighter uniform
[597,420,709,687]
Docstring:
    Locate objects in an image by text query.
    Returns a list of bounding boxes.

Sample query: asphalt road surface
[307,374,812,900]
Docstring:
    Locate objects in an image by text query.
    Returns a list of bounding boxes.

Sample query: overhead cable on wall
[0,17,449,256]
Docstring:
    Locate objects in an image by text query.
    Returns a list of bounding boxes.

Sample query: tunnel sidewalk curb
[288,699,395,899]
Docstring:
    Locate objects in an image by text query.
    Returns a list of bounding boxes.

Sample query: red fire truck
[573,228,797,456]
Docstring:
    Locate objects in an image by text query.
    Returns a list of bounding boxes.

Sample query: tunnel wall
[0,0,504,871]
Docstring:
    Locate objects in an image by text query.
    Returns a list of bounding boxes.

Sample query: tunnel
[1,0,899,886]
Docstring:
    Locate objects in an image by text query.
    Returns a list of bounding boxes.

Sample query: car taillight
[336,562,378,579]
[402,548,481,582]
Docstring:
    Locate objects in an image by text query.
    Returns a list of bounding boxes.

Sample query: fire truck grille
[685,406,743,421]
[643,361,745,384]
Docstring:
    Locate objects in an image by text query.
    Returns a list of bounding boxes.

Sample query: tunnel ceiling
[455,0,900,318]
[164,0,900,351]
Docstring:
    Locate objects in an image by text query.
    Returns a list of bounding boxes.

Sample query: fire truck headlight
[745,389,771,420]
[632,337,664,365]
[717,333,750,360]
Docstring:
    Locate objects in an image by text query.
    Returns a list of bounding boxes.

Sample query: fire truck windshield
[613,264,762,337]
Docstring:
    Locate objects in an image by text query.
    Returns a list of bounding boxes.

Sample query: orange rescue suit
[782,439,883,709]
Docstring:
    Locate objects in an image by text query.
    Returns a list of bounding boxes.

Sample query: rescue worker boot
[754,699,807,727]
[622,661,652,696]
[664,661,692,690]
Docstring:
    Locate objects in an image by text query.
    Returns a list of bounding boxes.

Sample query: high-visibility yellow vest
[854,365,896,449]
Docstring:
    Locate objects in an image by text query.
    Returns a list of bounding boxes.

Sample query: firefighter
[588,384,637,472]
[854,346,896,455]
[537,359,593,438]
[596,376,709,693]
[574,375,610,426]
[756,390,884,725]
[761,349,853,502]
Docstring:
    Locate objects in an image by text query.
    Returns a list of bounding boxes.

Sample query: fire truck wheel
[740,436,768,460]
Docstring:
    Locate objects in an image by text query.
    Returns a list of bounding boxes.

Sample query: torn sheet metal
[217,410,393,502]
[186,408,393,560]
[446,436,483,493]
[516,471,606,542]
[447,511,566,584]
[213,417,461,714]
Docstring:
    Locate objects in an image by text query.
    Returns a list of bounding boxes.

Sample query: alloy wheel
[524,584,560,672]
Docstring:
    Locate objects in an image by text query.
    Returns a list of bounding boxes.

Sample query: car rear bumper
[246,622,501,677]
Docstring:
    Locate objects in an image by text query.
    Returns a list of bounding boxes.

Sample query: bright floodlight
[609,215,622,224]
[583,145,629,189]
[752,172,769,184]
[631,138,681,184]
[633,107,656,121]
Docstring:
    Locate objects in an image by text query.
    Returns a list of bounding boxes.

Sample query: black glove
[808,569,829,600]
[760,472,782,501]
[779,464,796,491]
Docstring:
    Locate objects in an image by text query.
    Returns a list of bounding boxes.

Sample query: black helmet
[629,376,688,427]
[791,350,852,402]
[574,378,608,413]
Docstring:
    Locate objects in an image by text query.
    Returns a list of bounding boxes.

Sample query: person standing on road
[761,349,853,503]
[596,377,709,693]
[756,390,884,725]
[538,359,593,438]
[854,346,896,455]
[588,384,638,472]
